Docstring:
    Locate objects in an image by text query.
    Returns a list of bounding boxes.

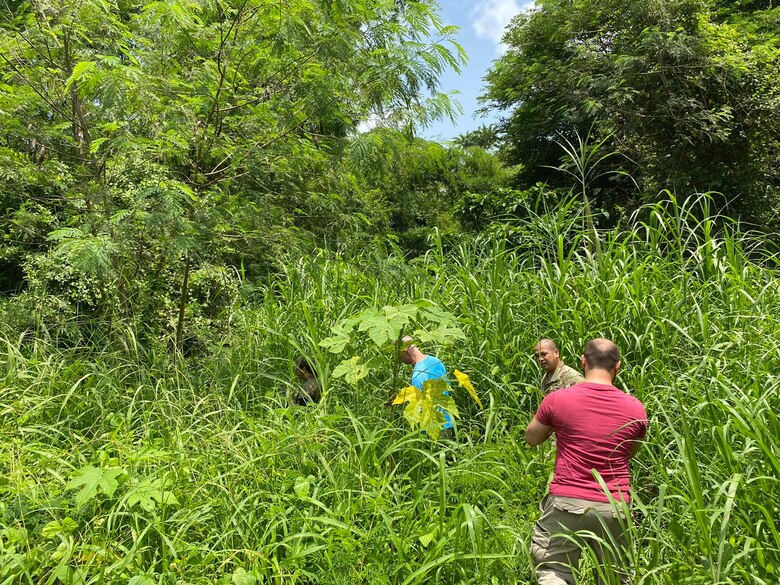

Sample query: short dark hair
[537,338,558,350]
[583,339,620,371]
[295,356,317,378]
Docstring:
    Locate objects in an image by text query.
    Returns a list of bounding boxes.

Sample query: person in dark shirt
[291,356,321,406]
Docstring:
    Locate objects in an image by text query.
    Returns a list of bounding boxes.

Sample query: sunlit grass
[1,195,779,583]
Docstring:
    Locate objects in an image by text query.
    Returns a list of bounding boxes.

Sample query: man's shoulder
[416,355,445,371]
[622,391,647,413]
[566,382,646,408]
[558,364,584,385]
[412,355,447,383]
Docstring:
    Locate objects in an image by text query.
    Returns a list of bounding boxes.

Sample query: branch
[0,52,75,123]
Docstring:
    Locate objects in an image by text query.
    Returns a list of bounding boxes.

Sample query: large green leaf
[356,307,391,347]
[385,303,419,322]
[353,304,418,347]
[332,356,370,384]
[126,476,179,512]
[414,324,465,345]
[41,517,78,539]
[319,333,351,353]
[419,305,458,324]
[319,319,357,353]
[232,568,257,585]
[66,466,123,509]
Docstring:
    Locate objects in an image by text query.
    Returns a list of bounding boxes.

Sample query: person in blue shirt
[398,336,454,437]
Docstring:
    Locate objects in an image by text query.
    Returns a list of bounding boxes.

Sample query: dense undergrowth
[1,197,779,584]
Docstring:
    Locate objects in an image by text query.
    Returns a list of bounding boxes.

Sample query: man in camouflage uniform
[534,338,584,395]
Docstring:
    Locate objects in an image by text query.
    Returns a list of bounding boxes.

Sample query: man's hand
[525,416,554,446]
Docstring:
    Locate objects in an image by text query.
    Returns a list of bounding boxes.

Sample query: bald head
[583,338,620,372]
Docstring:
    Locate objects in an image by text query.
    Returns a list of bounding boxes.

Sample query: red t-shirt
[535,382,648,503]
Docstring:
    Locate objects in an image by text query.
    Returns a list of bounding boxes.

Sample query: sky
[420,0,536,143]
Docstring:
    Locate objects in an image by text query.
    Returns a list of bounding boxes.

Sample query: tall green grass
[1,195,779,583]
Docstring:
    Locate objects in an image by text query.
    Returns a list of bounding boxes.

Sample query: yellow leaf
[454,369,482,409]
[422,378,448,398]
[424,378,458,418]
[393,385,420,405]
[395,380,453,440]
[415,395,444,439]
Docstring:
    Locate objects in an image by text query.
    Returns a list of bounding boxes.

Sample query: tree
[0,0,466,345]
[453,124,500,150]
[347,128,508,253]
[483,0,780,229]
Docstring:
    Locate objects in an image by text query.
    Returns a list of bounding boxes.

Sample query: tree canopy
[483,0,780,228]
[0,0,471,345]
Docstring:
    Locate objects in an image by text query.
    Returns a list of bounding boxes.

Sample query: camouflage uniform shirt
[541,363,584,395]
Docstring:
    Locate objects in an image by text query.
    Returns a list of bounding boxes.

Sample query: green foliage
[41,518,77,539]
[65,465,124,510]
[322,300,464,392]
[453,124,501,151]
[2,199,780,580]
[0,0,467,344]
[484,0,780,229]
[348,129,509,254]
[331,356,371,384]
[124,475,179,512]
[0,0,779,580]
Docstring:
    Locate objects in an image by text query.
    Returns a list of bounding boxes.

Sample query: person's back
[526,338,647,585]
[536,381,646,502]
[399,339,453,434]
[292,356,321,406]
[411,355,447,390]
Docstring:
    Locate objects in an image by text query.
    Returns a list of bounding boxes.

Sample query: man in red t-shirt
[525,338,647,585]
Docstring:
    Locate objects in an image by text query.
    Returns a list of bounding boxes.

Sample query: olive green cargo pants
[531,495,632,585]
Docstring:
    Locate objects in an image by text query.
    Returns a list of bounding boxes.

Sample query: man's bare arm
[526,417,554,446]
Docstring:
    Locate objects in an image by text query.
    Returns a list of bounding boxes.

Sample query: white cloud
[472,0,535,49]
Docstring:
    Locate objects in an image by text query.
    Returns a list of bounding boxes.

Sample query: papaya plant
[320,300,482,438]
[392,370,481,440]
